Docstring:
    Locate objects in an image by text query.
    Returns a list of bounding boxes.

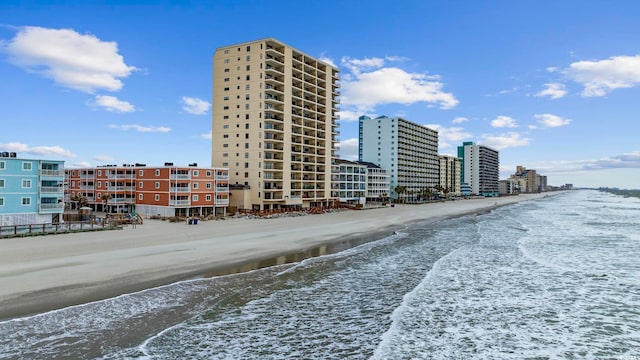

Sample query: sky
[1,1,639,189]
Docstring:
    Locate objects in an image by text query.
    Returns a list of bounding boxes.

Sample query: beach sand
[0,193,553,320]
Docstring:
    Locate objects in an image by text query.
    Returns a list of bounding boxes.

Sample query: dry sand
[0,193,554,320]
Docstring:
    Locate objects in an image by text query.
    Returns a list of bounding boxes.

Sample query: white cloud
[566,55,640,96]
[526,150,640,173]
[94,155,115,162]
[425,124,472,150]
[452,117,468,124]
[480,132,530,150]
[200,131,212,140]
[534,113,571,128]
[0,142,75,158]
[490,115,518,128]
[338,138,359,160]
[108,124,171,133]
[535,83,567,99]
[339,56,458,114]
[95,95,135,112]
[4,26,136,93]
[318,56,337,68]
[182,96,211,115]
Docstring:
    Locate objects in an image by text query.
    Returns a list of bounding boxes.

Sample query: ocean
[1,190,638,359]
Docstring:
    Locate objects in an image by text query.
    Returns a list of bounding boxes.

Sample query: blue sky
[1,1,639,189]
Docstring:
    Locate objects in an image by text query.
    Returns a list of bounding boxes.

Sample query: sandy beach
[0,193,554,320]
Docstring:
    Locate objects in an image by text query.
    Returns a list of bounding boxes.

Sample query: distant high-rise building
[439,155,461,196]
[212,38,340,211]
[457,141,499,197]
[359,115,439,200]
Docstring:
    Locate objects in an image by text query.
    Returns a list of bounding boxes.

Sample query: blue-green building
[0,153,65,225]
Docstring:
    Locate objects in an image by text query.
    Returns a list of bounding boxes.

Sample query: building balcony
[215,198,229,206]
[170,174,191,180]
[39,203,65,212]
[170,187,191,192]
[40,169,65,177]
[40,186,64,193]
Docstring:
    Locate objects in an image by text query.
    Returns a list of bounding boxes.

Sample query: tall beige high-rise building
[212,38,340,211]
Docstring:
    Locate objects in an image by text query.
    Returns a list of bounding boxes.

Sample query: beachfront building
[65,164,229,217]
[212,38,340,211]
[331,159,366,206]
[0,152,65,225]
[361,161,390,204]
[457,141,499,197]
[499,178,519,195]
[358,115,439,201]
[509,165,549,193]
[438,155,461,197]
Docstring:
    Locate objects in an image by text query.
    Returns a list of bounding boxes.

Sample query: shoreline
[0,192,559,321]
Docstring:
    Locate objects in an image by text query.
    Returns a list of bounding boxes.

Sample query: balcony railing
[170,174,191,180]
[170,187,191,192]
[40,170,64,177]
[170,200,190,206]
[39,203,65,211]
[40,186,64,193]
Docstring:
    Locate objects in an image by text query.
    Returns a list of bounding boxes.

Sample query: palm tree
[71,194,89,211]
[101,193,112,213]
[394,185,407,204]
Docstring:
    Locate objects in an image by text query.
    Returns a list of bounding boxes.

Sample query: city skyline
[1,1,639,189]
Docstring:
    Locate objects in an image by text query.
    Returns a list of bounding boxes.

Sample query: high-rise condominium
[457,141,499,197]
[212,38,340,211]
[358,115,439,200]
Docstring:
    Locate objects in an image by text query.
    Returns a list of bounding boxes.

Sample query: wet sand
[0,193,554,320]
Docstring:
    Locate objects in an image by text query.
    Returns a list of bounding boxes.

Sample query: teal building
[0,153,65,225]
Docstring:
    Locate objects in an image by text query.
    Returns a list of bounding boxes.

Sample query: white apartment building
[358,115,439,200]
[438,155,461,197]
[212,38,340,211]
[331,159,366,205]
[361,161,390,203]
[457,141,499,197]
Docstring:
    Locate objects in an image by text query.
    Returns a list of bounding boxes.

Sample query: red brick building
[65,163,229,217]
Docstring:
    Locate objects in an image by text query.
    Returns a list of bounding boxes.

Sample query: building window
[206,183,211,189]
[22,197,31,205]
[139,193,143,200]
[193,194,199,201]
[224,49,230,54]
[193,170,199,176]
[244,172,249,178]
[224,77,230,82]
[245,104,250,110]
[155,169,160,176]
[224,87,229,91]
[206,194,211,201]
[98,181,102,188]
[223,124,229,129]
[155,194,160,201]
[0,197,4,206]
[98,170,102,176]
[245,84,250,90]
[246,55,251,61]
[246,75,250,81]
[22,179,31,188]
[246,46,250,52]
[139,181,143,188]
[139,169,144,176]
[224,68,229,72]
[224,59,230,63]
[22,162,32,171]
[0,179,4,188]
[193,183,199,189]
[0,161,5,170]
[155,181,160,189]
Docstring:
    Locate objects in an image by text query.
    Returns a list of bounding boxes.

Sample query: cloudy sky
[1,1,639,188]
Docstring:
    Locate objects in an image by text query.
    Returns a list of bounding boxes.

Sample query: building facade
[65,164,229,217]
[331,159,367,205]
[438,154,461,197]
[212,38,340,211]
[361,161,390,203]
[359,115,439,200]
[0,153,65,225]
[457,141,499,197]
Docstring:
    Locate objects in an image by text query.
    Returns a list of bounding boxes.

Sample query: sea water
[1,190,638,359]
